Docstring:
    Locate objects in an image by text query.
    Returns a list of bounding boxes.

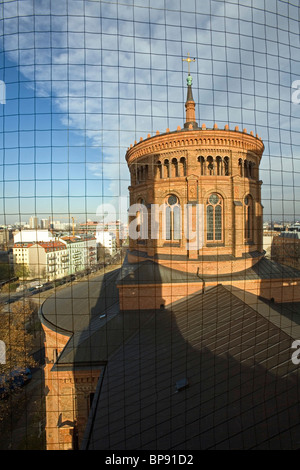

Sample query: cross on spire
[182,53,196,75]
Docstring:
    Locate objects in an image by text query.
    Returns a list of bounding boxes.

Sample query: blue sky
[0,0,300,224]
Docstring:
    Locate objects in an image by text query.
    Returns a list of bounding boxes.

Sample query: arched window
[156,161,162,179]
[207,156,214,175]
[248,161,253,178]
[244,195,253,241]
[180,157,186,176]
[206,193,223,242]
[238,158,243,177]
[244,160,249,178]
[165,194,181,241]
[130,167,136,185]
[224,157,230,176]
[198,156,205,176]
[171,158,178,177]
[216,156,222,176]
[164,159,170,178]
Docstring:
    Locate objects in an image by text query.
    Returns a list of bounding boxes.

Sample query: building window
[224,156,230,175]
[164,159,170,178]
[206,193,223,242]
[207,156,214,175]
[171,158,178,177]
[244,160,250,178]
[238,158,243,177]
[165,195,181,240]
[216,156,222,175]
[198,156,205,175]
[157,160,162,178]
[244,195,253,241]
[180,157,186,176]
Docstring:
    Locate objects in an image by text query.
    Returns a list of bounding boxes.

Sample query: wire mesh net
[0,0,300,451]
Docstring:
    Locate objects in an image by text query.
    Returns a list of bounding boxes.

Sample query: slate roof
[82,284,300,450]
[117,256,300,286]
[40,268,121,335]
[116,259,200,285]
[40,256,300,373]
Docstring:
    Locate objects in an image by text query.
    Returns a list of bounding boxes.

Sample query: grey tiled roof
[117,257,300,285]
[40,257,300,372]
[40,268,121,334]
[83,284,300,450]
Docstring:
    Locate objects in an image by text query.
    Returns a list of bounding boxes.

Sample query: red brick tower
[125,62,265,277]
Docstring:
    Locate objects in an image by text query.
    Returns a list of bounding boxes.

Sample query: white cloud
[1,0,300,219]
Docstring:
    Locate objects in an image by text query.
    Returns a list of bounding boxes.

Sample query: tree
[97,244,112,264]
[0,263,13,281]
[0,301,37,404]
[14,263,31,280]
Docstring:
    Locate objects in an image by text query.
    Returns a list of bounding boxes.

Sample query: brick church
[40,62,300,450]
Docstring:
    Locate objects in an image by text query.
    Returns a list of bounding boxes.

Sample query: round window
[208,193,219,205]
[167,195,178,206]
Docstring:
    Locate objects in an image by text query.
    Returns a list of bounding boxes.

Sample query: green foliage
[0,263,13,281]
[14,264,31,279]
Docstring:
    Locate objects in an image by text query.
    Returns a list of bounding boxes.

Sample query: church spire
[182,53,198,129]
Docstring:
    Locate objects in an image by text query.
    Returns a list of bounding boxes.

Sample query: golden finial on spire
[182,53,196,75]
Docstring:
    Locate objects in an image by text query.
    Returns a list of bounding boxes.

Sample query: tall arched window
[130,167,136,185]
[171,158,178,177]
[199,156,205,175]
[207,156,214,175]
[248,161,253,178]
[216,156,222,175]
[224,157,230,176]
[180,157,186,176]
[244,195,253,241]
[165,194,181,241]
[238,158,243,177]
[157,161,162,179]
[164,159,170,178]
[206,193,223,242]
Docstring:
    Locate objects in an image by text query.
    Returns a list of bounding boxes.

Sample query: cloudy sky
[0,0,300,224]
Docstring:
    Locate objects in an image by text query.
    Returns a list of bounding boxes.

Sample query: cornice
[126,126,264,164]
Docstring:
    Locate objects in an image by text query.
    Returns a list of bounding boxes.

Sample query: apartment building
[13,242,33,268]
[60,236,97,274]
[28,241,69,281]
[79,234,97,268]
[96,230,117,256]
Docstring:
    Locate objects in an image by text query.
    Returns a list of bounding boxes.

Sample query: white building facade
[96,230,117,256]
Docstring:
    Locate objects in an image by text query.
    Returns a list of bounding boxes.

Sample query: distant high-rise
[40,218,49,229]
[29,216,38,229]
